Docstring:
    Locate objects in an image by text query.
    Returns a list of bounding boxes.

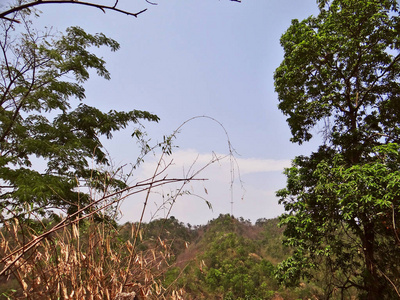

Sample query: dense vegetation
[275,0,400,298]
[0,214,362,299]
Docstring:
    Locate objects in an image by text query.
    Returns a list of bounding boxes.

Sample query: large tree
[274,0,400,298]
[0,10,159,224]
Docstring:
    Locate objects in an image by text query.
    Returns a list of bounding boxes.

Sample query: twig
[377,265,400,298]
[0,0,147,23]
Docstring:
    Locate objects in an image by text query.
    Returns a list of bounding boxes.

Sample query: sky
[1,0,322,225]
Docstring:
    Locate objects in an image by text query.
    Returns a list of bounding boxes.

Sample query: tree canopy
[0,11,159,223]
[275,0,400,162]
[274,0,400,298]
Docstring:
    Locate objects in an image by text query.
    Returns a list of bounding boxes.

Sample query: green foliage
[275,0,400,157]
[275,0,400,298]
[277,146,400,297]
[0,11,159,223]
[256,218,291,263]
[188,220,277,299]
[158,215,325,300]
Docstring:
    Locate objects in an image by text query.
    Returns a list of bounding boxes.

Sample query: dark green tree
[0,10,159,223]
[274,0,400,298]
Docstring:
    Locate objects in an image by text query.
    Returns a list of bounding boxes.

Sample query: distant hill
[121,214,336,300]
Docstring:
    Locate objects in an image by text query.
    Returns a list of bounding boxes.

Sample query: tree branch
[0,0,148,23]
[1,0,241,23]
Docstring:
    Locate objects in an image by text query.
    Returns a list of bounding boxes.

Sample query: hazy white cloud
[137,149,291,177]
[235,157,292,175]
[117,149,291,225]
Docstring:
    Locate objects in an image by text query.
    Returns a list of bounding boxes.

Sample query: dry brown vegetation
[0,217,186,299]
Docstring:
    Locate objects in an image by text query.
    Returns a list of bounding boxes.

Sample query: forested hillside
[1,214,360,299]
[118,214,359,299]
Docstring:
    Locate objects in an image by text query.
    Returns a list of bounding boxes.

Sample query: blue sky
[2,0,322,225]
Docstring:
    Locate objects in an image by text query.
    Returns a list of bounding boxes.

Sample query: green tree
[274,0,400,298]
[0,10,159,224]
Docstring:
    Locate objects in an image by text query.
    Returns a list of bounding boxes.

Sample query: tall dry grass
[0,216,188,299]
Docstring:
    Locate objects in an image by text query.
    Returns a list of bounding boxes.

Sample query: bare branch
[0,0,241,23]
[0,0,148,23]
[145,0,158,5]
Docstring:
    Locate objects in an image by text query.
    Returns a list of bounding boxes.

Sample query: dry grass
[0,217,184,299]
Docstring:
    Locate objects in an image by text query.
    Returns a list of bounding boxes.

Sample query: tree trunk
[363,222,380,300]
